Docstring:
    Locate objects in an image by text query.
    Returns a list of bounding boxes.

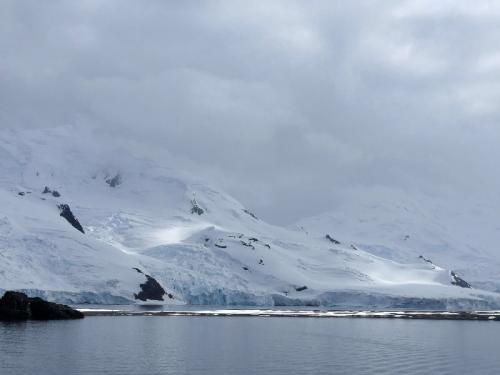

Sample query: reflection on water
[1,316,500,375]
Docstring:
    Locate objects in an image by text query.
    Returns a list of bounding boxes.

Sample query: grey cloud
[1,0,500,224]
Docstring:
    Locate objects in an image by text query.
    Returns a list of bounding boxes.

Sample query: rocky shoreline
[0,291,84,320]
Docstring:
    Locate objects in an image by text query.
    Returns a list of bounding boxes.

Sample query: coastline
[78,308,500,320]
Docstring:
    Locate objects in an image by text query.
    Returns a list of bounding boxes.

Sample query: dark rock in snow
[214,243,227,249]
[419,255,433,263]
[134,270,169,302]
[295,286,308,292]
[58,204,85,234]
[419,255,436,269]
[191,206,204,215]
[264,244,271,249]
[242,209,258,220]
[240,241,255,250]
[106,174,122,188]
[43,186,61,197]
[350,244,358,251]
[0,291,83,320]
[190,197,204,215]
[18,192,25,196]
[326,234,341,245]
[249,237,259,242]
[258,259,264,265]
[242,266,249,271]
[451,271,472,289]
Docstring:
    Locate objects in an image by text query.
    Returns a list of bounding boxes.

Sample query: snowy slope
[296,188,500,293]
[1,126,500,309]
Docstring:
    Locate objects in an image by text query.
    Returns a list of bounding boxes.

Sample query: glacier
[1,126,499,309]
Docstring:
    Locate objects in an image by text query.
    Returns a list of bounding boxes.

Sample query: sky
[1,0,500,225]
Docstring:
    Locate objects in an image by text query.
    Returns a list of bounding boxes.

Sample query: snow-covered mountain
[1,126,499,309]
[296,188,500,294]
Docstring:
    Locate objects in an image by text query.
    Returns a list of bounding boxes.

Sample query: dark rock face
[419,255,433,264]
[190,198,204,215]
[242,209,259,220]
[295,286,308,292]
[43,186,61,197]
[451,271,472,289]
[0,292,31,320]
[29,298,84,320]
[326,234,341,245]
[0,291,83,320]
[191,206,204,215]
[191,199,205,215]
[106,174,122,188]
[133,268,169,302]
[58,204,85,234]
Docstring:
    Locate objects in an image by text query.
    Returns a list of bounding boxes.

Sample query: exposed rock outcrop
[58,204,85,234]
[0,291,84,320]
[240,240,255,249]
[243,209,258,220]
[106,174,122,188]
[190,197,204,215]
[419,255,433,264]
[326,234,341,245]
[0,291,30,320]
[43,186,61,197]
[133,268,170,302]
[451,271,472,289]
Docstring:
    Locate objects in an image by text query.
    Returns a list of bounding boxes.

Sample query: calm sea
[1,316,499,374]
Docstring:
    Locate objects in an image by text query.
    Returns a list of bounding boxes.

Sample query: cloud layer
[2,0,500,223]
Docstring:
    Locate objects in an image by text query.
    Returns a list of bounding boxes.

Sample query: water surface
[1,316,499,374]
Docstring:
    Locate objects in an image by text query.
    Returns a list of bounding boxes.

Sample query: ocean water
[1,316,499,375]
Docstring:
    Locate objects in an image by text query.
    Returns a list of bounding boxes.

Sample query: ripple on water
[1,317,500,375]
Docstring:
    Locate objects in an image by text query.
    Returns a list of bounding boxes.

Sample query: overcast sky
[1,0,500,224]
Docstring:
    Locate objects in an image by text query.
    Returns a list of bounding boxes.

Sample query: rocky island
[0,291,83,320]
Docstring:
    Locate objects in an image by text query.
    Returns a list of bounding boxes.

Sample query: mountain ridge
[1,126,499,309]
